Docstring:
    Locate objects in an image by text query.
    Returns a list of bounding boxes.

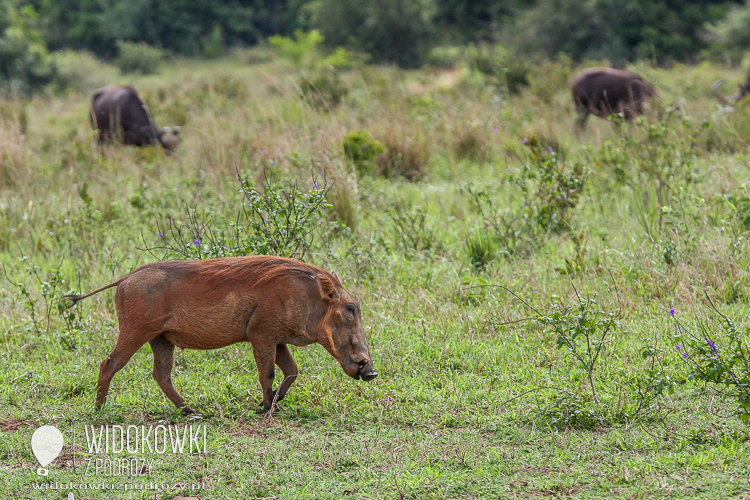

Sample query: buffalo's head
[158,126,180,151]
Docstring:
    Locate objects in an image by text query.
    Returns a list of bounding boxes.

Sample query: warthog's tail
[63,277,128,306]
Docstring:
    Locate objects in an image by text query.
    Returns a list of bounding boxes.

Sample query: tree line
[2,0,750,93]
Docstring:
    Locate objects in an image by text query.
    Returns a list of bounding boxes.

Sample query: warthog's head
[316,275,378,382]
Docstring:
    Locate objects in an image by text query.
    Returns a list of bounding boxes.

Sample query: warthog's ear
[317,275,338,301]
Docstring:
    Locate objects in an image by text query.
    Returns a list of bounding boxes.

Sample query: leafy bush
[0,3,56,95]
[150,174,334,261]
[466,136,589,257]
[704,3,750,65]
[538,295,619,404]
[50,50,118,93]
[466,44,529,95]
[201,24,225,59]
[671,302,750,422]
[269,29,324,67]
[343,130,385,177]
[113,40,166,75]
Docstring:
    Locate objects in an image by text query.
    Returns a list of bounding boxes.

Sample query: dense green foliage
[0,0,744,91]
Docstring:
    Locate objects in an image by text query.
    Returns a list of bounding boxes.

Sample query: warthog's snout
[357,360,378,381]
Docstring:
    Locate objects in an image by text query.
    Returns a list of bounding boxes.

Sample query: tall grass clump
[343,129,384,177]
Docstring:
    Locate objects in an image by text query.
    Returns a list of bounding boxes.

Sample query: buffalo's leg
[96,331,149,409]
[270,344,298,405]
[574,105,589,129]
[252,341,277,413]
[149,335,193,414]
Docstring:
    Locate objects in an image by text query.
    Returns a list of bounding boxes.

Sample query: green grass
[2,52,750,498]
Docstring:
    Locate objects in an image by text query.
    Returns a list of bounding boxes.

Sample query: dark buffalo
[90,85,179,150]
[571,68,656,126]
[713,68,750,105]
[65,256,378,414]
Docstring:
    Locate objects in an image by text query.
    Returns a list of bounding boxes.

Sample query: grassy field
[2,51,750,498]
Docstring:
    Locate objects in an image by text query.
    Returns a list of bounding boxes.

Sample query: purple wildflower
[194,238,201,246]
[313,181,318,190]
[523,137,528,144]
[682,352,689,359]
[158,232,164,238]
[258,149,264,155]
[675,344,682,351]
[493,127,498,132]
[706,337,719,355]
[669,307,675,315]
[549,146,554,153]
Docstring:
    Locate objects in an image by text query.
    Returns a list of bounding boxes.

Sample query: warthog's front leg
[252,341,278,414]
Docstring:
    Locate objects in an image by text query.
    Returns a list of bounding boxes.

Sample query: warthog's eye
[346,303,356,314]
[358,359,368,369]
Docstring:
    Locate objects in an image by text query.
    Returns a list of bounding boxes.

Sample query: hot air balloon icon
[31,425,64,476]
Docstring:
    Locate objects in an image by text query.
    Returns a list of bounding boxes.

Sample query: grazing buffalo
[90,85,179,150]
[65,256,378,414]
[713,69,750,105]
[570,68,656,126]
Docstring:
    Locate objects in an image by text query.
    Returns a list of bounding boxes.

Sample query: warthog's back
[113,257,338,350]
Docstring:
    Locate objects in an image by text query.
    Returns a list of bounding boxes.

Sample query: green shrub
[269,29,324,67]
[672,305,750,422]
[296,66,348,110]
[150,174,334,261]
[467,44,530,95]
[113,40,166,75]
[343,130,385,176]
[465,136,589,256]
[201,24,225,59]
[50,50,118,93]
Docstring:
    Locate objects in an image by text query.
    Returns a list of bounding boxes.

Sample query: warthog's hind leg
[149,335,193,414]
[96,333,148,409]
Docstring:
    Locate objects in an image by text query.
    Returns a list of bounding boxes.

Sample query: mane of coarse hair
[197,256,343,289]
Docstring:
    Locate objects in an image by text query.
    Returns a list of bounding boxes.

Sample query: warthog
[90,85,180,150]
[571,67,656,126]
[66,256,378,414]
